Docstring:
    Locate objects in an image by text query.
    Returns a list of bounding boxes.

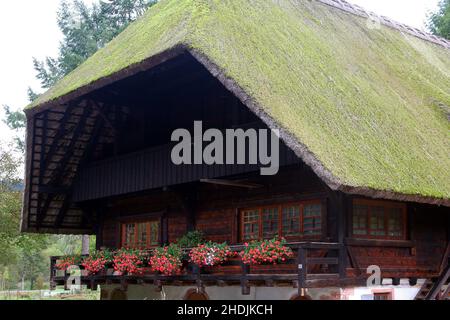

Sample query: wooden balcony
[50,242,366,295]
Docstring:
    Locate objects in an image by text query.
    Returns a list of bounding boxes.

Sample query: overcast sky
[0,0,442,146]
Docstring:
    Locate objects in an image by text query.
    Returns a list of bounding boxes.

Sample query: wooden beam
[38,185,70,194]
[308,257,339,265]
[240,263,250,295]
[200,179,264,189]
[41,103,78,171]
[38,106,92,228]
[90,101,117,136]
[36,112,48,230]
[297,246,307,294]
[345,238,416,248]
[409,278,418,286]
[55,111,105,228]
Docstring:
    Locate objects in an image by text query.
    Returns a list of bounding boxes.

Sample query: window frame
[240,200,325,242]
[120,217,163,249]
[372,290,394,300]
[351,199,407,241]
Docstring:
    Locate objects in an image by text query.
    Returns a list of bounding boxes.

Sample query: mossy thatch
[27,0,450,204]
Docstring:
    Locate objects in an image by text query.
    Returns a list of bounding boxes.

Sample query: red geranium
[150,244,183,276]
[113,249,146,275]
[55,255,82,271]
[82,250,113,275]
[240,238,294,265]
[189,242,235,267]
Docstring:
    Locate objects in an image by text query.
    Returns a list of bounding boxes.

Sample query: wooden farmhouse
[21,0,450,300]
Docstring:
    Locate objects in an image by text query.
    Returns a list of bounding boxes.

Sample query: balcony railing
[50,242,362,295]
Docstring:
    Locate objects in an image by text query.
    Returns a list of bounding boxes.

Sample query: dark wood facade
[25,53,449,296]
[92,164,449,280]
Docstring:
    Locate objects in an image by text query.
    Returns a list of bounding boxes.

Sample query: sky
[0,0,442,147]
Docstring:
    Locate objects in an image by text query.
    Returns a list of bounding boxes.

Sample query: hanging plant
[240,238,294,265]
[113,249,146,275]
[189,242,235,267]
[150,244,183,276]
[82,249,114,275]
[55,254,82,271]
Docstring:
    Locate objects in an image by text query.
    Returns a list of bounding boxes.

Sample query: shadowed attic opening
[22,52,304,235]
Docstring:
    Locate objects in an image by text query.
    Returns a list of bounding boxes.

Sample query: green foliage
[428,0,450,39]
[176,230,204,248]
[90,248,114,261]
[34,0,157,90]
[0,143,50,289]
[1,107,25,153]
[4,0,156,152]
[2,106,25,132]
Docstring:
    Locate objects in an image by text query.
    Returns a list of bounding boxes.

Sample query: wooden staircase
[415,265,450,300]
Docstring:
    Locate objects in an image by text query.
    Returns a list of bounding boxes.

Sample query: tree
[2,106,26,153]
[34,0,156,90]
[0,143,49,290]
[428,0,450,39]
[4,0,156,148]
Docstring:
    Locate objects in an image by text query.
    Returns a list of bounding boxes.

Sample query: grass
[0,289,100,301]
[26,0,450,200]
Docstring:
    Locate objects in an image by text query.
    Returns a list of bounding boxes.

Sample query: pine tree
[428,0,450,39]
[34,0,157,90]
[4,0,157,148]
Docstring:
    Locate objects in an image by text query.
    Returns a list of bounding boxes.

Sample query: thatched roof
[25,0,450,206]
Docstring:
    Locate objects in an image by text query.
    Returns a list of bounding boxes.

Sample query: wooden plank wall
[346,203,448,277]
[97,165,449,277]
[73,139,300,202]
[98,164,328,248]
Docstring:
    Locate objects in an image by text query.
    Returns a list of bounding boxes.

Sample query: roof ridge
[317,0,450,50]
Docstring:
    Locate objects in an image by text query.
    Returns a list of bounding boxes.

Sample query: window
[121,220,161,249]
[352,200,406,240]
[241,201,324,241]
[373,292,393,300]
[303,204,322,236]
[282,206,301,237]
[242,209,260,241]
[262,207,279,238]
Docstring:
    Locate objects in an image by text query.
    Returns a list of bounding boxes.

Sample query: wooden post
[50,257,57,291]
[339,244,346,279]
[63,268,69,291]
[177,186,197,232]
[82,235,90,255]
[193,264,203,291]
[120,278,128,292]
[91,278,97,291]
[241,262,250,295]
[297,246,307,295]
[336,192,348,279]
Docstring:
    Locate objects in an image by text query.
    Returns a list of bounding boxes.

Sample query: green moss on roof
[28,0,450,201]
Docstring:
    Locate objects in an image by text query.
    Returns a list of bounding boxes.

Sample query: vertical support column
[241,262,250,295]
[161,215,169,246]
[50,257,57,291]
[297,246,307,295]
[336,192,348,279]
[178,186,197,233]
[339,244,346,279]
[63,267,69,291]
